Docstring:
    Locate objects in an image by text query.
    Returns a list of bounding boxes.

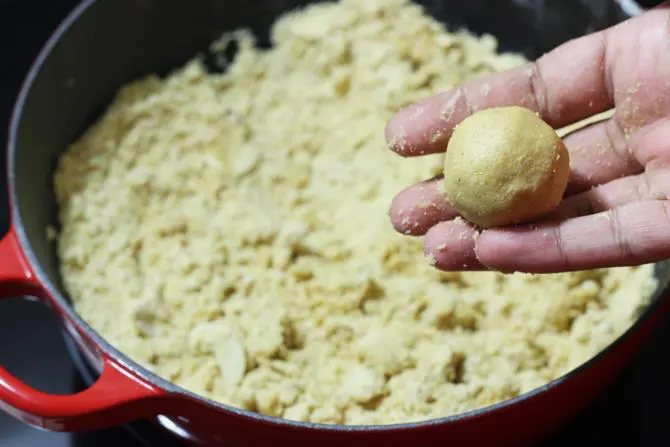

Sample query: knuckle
[551,225,570,270]
[608,208,634,260]
[527,61,551,117]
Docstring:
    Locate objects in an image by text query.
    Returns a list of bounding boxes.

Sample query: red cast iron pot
[0,0,667,445]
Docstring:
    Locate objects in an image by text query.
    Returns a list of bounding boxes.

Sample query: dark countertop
[1,1,669,446]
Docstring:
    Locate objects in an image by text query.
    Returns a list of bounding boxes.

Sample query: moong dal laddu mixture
[53,0,656,425]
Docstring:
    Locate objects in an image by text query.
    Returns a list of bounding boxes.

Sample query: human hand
[385,3,670,274]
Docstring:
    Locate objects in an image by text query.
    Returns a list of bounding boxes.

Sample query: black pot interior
[11,0,669,310]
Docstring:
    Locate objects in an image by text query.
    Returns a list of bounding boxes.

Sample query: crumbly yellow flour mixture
[54,0,657,425]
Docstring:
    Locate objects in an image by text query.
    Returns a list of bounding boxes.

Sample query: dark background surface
[1,0,670,446]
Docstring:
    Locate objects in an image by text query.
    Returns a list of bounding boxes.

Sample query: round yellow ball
[443,106,570,229]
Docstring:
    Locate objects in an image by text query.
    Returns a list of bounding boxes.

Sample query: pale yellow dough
[444,106,570,228]
[53,0,657,427]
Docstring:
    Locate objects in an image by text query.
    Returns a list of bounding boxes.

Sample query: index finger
[385,25,613,157]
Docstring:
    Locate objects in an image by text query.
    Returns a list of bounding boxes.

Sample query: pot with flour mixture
[0,0,668,446]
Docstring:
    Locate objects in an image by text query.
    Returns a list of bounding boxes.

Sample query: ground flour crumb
[54,0,658,425]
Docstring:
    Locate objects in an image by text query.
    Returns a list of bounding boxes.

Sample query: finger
[391,144,652,239]
[386,25,613,157]
[423,219,486,271]
[387,5,670,160]
[562,118,642,194]
[563,115,670,195]
[551,169,670,220]
[475,201,670,273]
[389,126,640,237]
[394,114,670,238]
[389,123,649,237]
[389,176,455,236]
[628,116,670,168]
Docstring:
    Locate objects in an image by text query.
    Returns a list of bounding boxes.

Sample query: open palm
[386,3,670,274]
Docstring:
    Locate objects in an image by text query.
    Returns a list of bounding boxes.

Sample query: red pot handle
[0,228,167,431]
